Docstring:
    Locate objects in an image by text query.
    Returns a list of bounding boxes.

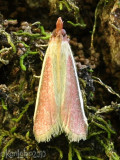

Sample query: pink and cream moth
[33,17,88,143]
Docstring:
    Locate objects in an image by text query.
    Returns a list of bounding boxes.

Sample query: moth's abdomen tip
[56,17,63,31]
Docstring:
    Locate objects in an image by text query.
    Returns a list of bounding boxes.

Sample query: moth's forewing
[33,38,61,143]
[60,41,88,142]
[33,17,88,143]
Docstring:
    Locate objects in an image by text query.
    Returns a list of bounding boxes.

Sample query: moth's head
[51,17,69,42]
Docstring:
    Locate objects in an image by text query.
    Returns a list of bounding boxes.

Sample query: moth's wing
[60,41,88,142]
[33,41,61,143]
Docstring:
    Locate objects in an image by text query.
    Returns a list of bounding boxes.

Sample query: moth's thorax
[50,29,69,42]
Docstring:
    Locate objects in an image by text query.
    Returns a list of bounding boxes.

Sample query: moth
[33,17,88,143]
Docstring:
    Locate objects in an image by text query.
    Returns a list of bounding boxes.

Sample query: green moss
[59,0,86,27]
[73,147,82,160]
[1,99,8,110]
[97,137,120,160]
[20,52,28,71]
[49,146,63,159]
[13,31,41,38]
[14,25,51,40]
[68,143,73,160]
[1,30,16,54]
[12,101,34,122]
[67,21,86,27]
[59,0,71,11]
[93,76,120,99]
[83,155,104,160]
[1,138,15,160]
[90,0,108,48]
[0,47,12,54]
[88,131,106,139]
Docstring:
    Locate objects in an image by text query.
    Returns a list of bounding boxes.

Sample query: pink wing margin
[33,56,60,143]
[61,42,88,142]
